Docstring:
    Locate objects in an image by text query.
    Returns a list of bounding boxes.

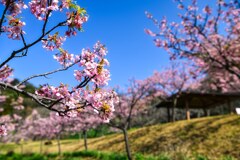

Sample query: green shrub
[221,155,236,160]
[156,154,171,160]
[195,154,209,160]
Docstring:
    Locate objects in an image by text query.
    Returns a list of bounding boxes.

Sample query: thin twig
[16,59,80,87]
[0,0,11,33]
[0,20,66,68]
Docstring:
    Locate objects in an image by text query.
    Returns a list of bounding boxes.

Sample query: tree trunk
[122,128,132,160]
[197,110,201,118]
[172,98,177,122]
[20,143,23,154]
[203,109,210,117]
[167,107,171,122]
[227,100,233,114]
[203,108,207,116]
[83,130,88,151]
[79,132,82,141]
[207,110,210,116]
[40,139,43,154]
[57,134,61,155]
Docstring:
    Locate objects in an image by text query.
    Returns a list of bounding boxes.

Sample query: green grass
[0,151,164,160]
[0,151,235,160]
[0,115,239,159]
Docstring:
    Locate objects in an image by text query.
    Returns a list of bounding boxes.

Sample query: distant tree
[149,61,202,122]
[21,104,112,154]
[67,108,104,151]
[0,96,26,153]
[21,110,44,153]
[109,79,153,160]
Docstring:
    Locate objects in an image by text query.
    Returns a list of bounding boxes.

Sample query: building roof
[156,92,240,109]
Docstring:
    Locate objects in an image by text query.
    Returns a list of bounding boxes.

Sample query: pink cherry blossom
[65,11,88,36]
[2,16,25,40]
[0,125,7,136]
[0,65,13,81]
[29,0,59,20]
[0,96,7,103]
[42,32,66,51]
[0,0,27,16]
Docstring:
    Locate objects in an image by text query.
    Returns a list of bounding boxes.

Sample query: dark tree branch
[16,59,81,87]
[0,0,11,33]
[0,20,67,68]
[42,10,51,34]
[0,81,88,115]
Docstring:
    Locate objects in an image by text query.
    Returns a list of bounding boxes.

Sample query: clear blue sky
[0,0,214,88]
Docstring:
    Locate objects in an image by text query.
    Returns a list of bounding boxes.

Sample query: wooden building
[156,92,240,121]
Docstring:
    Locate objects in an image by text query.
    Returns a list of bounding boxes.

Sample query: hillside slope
[1,115,240,159]
[91,115,240,159]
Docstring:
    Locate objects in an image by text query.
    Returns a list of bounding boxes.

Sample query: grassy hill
[1,115,240,159]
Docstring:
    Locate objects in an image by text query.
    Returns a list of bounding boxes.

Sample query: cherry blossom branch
[0,81,88,116]
[166,26,240,79]
[17,33,28,57]
[0,81,52,109]
[47,76,93,109]
[0,0,11,33]
[214,3,221,33]
[0,20,67,68]
[16,60,81,87]
[42,0,53,35]
[42,10,52,34]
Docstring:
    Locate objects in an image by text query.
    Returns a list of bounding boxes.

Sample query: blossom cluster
[84,89,118,122]
[36,83,70,99]
[0,125,7,136]
[35,41,116,121]
[53,48,75,67]
[0,96,6,103]
[1,0,88,41]
[36,85,118,122]
[0,96,26,138]
[11,97,25,110]
[0,0,27,16]
[65,11,88,36]
[42,32,66,51]
[28,0,88,36]
[29,0,59,20]
[0,65,13,81]
[78,42,110,86]
[2,16,26,40]
[1,0,27,40]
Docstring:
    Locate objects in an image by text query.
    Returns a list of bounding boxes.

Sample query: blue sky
[0,0,212,88]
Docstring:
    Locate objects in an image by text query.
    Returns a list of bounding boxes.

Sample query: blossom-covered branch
[0,0,118,136]
[145,0,240,90]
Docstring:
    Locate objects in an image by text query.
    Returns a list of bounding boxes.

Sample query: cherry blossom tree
[145,0,240,91]
[109,79,153,160]
[67,108,104,151]
[0,96,7,136]
[21,110,45,153]
[0,96,27,153]
[21,106,110,154]
[149,61,202,122]
[0,96,25,138]
[21,110,68,154]
[0,0,117,136]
